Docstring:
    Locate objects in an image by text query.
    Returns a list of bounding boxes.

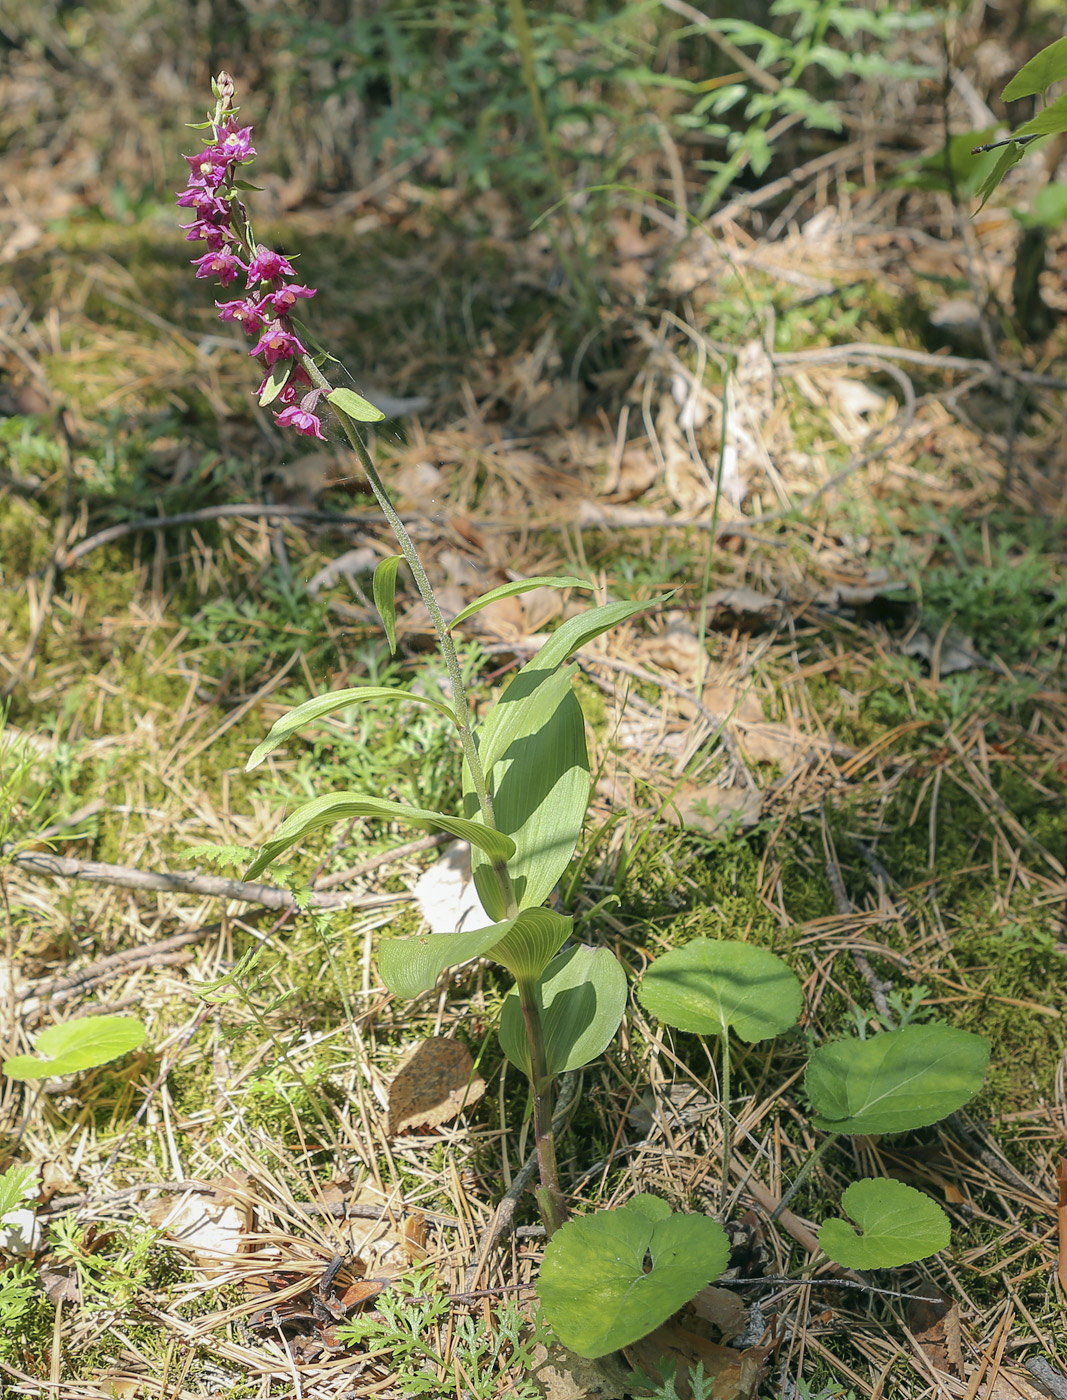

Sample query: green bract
[537,1195,730,1359]
[805,1024,990,1135]
[379,908,573,999]
[2,1016,146,1081]
[245,685,457,770]
[637,937,802,1041]
[326,386,386,422]
[499,944,628,1077]
[820,1178,950,1269]
[373,555,403,653]
[243,792,515,882]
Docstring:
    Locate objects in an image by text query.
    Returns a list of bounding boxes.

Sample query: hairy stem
[301,358,517,913]
[517,974,567,1236]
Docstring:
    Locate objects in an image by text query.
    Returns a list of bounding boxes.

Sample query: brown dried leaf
[625,1322,770,1400]
[688,1286,750,1342]
[148,1179,253,1277]
[388,1037,486,1135]
[907,1287,964,1377]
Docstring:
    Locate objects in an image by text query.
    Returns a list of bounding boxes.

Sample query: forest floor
[2,11,1067,1400]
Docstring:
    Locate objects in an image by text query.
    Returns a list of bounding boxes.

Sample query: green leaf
[805,1024,990,1135]
[975,139,1030,209]
[1002,37,1067,101]
[537,1198,731,1359]
[373,556,403,654]
[820,1179,951,1269]
[246,686,458,771]
[638,938,802,1042]
[448,576,593,631]
[327,386,386,423]
[379,907,572,999]
[257,361,295,408]
[2,1016,146,1081]
[499,945,627,1077]
[0,1163,38,1219]
[528,595,669,675]
[1015,93,1067,140]
[243,793,515,883]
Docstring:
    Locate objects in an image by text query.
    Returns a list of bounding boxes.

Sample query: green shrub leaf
[379,907,572,999]
[448,576,593,631]
[1002,37,1067,101]
[537,1197,730,1358]
[246,686,458,770]
[327,386,386,422]
[3,1016,146,1081]
[499,944,627,1077]
[243,792,515,882]
[820,1179,951,1269]
[1015,93,1067,141]
[975,139,1031,209]
[373,556,403,653]
[638,938,802,1041]
[805,1024,990,1135]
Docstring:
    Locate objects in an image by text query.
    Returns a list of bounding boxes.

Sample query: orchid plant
[181,76,991,1367]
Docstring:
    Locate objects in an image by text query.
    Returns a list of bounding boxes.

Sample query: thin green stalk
[301,357,517,913]
[517,974,567,1237]
[719,1031,732,1216]
[772,1132,839,1220]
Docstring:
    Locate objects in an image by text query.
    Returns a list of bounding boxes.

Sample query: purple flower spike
[184,150,230,189]
[258,283,316,315]
[192,249,247,285]
[250,326,308,366]
[247,245,297,284]
[216,297,267,335]
[276,405,327,440]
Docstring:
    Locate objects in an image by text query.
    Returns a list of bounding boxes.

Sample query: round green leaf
[805,1025,990,1136]
[3,1016,146,1081]
[538,1198,730,1359]
[637,938,802,1042]
[246,686,457,771]
[499,945,627,1077]
[820,1178,951,1269]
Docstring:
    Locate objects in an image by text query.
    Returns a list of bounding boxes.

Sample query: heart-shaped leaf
[327,385,386,422]
[820,1178,950,1269]
[538,1196,730,1359]
[3,1016,146,1081]
[448,576,593,631]
[379,908,572,1000]
[246,685,457,770]
[499,944,627,1077]
[372,556,403,653]
[638,938,802,1042]
[243,792,515,883]
[805,1024,990,1135]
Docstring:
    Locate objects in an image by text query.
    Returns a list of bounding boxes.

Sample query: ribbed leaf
[465,666,589,920]
[243,793,515,882]
[499,945,627,1077]
[448,576,592,631]
[378,907,571,1000]
[246,686,458,771]
[373,556,403,653]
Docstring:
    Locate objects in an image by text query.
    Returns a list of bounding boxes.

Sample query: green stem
[719,1031,732,1216]
[772,1132,839,1220]
[517,974,567,1236]
[301,357,517,914]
